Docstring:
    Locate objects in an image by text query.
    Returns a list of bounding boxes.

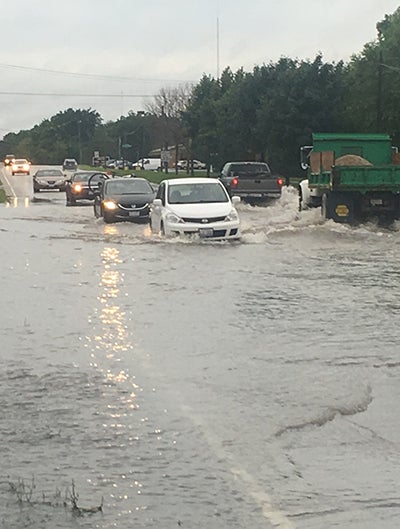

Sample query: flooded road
[1,179,400,529]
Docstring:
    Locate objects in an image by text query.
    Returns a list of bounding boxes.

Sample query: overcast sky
[0,0,399,137]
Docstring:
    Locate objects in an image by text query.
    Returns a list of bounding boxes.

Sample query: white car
[11,158,30,175]
[177,159,207,170]
[150,177,240,240]
[134,158,162,171]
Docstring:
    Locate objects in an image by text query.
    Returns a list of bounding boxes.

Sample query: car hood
[35,175,64,180]
[108,192,154,203]
[167,202,233,217]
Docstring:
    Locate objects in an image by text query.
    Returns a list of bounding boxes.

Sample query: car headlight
[72,184,82,192]
[225,208,239,221]
[166,212,184,224]
[103,200,117,210]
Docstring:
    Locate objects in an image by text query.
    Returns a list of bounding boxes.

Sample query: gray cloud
[0,0,398,136]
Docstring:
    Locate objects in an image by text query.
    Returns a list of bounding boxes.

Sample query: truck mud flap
[322,193,355,223]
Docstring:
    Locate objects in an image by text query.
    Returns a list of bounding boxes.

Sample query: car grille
[117,202,148,211]
[181,215,226,223]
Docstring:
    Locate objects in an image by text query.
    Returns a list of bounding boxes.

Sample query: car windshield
[73,172,104,183]
[230,163,270,176]
[14,159,28,164]
[168,183,228,204]
[36,169,63,177]
[105,179,153,195]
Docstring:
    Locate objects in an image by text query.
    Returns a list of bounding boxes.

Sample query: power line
[0,61,196,83]
[0,91,156,97]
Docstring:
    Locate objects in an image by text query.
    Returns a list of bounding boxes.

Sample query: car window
[36,169,63,176]
[156,182,165,205]
[105,179,153,194]
[168,183,228,204]
[72,172,105,183]
[229,163,271,176]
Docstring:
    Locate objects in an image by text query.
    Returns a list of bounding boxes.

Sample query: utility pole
[377,51,383,132]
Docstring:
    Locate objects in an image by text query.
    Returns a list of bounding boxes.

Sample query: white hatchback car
[150,177,240,240]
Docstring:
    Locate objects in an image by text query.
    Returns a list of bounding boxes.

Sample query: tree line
[1,8,400,179]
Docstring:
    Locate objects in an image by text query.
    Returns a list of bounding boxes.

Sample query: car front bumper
[166,220,240,240]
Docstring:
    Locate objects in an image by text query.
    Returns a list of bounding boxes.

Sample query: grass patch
[0,185,6,203]
[79,165,212,185]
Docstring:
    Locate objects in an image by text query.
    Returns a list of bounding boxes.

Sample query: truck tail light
[231,177,239,187]
[277,178,283,186]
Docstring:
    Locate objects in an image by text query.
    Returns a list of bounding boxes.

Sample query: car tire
[160,221,166,236]
[66,198,76,206]
[103,213,115,224]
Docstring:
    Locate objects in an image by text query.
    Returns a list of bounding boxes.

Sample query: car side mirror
[231,196,241,205]
[153,198,162,207]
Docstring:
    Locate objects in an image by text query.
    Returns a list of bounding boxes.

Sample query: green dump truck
[298,132,400,223]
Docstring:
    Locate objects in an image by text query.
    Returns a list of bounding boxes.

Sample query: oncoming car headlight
[72,184,82,192]
[225,208,239,221]
[103,200,117,210]
[166,212,184,224]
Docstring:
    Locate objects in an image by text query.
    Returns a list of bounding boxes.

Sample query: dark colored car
[62,158,78,171]
[219,161,283,201]
[4,154,16,166]
[65,171,109,206]
[93,177,155,223]
[33,168,67,192]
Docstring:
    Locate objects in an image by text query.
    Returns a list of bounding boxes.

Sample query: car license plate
[199,228,214,237]
[370,198,383,206]
[129,211,140,217]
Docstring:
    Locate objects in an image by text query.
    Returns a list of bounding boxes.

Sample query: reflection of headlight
[166,212,184,223]
[225,208,239,221]
[72,184,82,192]
[103,200,117,210]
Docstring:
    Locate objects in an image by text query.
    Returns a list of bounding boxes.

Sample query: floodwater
[1,179,400,529]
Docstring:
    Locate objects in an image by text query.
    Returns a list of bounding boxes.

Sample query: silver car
[33,168,67,192]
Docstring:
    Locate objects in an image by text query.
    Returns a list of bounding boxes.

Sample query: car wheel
[12,172,15,176]
[66,198,76,206]
[160,221,166,236]
[103,213,115,224]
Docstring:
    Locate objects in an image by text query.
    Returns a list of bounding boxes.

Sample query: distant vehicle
[109,159,135,170]
[177,159,207,170]
[65,171,109,206]
[219,161,283,201]
[62,158,78,171]
[11,158,30,175]
[33,168,67,192]
[3,154,16,166]
[134,158,162,171]
[92,177,155,223]
[150,177,240,240]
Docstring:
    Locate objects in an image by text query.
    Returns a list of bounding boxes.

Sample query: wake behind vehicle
[219,161,283,201]
[33,168,68,192]
[150,177,240,240]
[11,158,30,175]
[65,171,109,206]
[93,177,155,223]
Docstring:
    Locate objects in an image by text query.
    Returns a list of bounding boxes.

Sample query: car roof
[165,177,220,186]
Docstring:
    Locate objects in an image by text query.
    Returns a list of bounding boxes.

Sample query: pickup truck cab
[219,161,283,201]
